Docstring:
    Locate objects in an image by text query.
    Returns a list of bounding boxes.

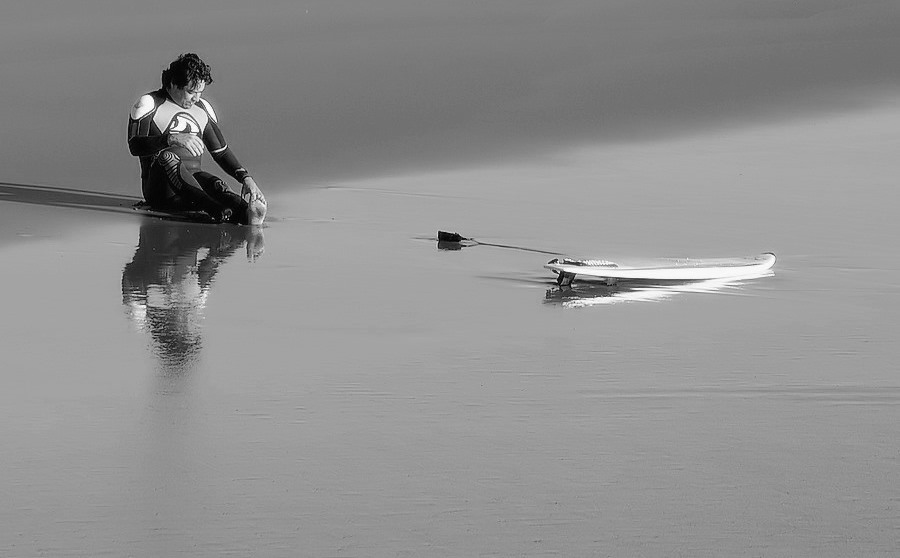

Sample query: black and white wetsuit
[127,89,249,222]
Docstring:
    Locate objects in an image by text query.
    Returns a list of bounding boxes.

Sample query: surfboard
[545,252,776,286]
[0,181,236,224]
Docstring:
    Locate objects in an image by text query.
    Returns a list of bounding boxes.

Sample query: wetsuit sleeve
[201,108,250,182]
[127,99,168,156]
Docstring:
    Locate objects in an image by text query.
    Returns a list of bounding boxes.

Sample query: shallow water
[3,114,900,555]
[2,2,900,557]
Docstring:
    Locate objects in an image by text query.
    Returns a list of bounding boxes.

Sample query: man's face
[168,80,206,109]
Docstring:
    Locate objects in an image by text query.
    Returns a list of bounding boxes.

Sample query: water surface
[1,2,899,556]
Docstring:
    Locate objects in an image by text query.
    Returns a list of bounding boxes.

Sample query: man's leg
[193,171,249,225]
[145,149,231,221]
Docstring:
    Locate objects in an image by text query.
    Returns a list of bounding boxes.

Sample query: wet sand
[2,1,900,556]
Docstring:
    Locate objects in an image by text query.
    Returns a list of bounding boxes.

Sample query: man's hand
[168,133,205,157]
[241,177,266,205]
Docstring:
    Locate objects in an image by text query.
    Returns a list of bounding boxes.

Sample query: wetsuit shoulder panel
[197,98,218,123]
[130,94,157,120]
[128,90,168,158]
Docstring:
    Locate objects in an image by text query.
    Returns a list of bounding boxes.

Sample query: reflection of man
[127,53,266,225]
[122,218,264,369]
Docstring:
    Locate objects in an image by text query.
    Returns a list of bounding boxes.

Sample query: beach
[2,1,900,556]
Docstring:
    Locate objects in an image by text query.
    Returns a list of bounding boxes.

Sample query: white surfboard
[545,252,776,286]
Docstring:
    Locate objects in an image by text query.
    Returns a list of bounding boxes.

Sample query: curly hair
[161,53,214,89]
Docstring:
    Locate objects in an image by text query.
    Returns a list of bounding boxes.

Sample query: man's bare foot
[247,197,267,226]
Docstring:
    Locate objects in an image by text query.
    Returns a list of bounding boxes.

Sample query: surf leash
[437,230,566,257]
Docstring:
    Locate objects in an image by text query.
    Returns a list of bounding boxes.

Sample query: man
[127,53,266,225]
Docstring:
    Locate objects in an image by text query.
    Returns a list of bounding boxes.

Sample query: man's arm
[127,94,168,156]
[199,99,250,181]
[209,139,251,182]
[199,99,265,203]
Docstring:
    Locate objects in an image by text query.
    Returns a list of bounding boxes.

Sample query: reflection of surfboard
[546,253,776,286]
[544,276,767,307]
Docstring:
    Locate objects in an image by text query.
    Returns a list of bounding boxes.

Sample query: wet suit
[127,89,250,223]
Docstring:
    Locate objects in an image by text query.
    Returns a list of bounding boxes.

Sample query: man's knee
[155,149,183,187]
[157,149,180,166]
